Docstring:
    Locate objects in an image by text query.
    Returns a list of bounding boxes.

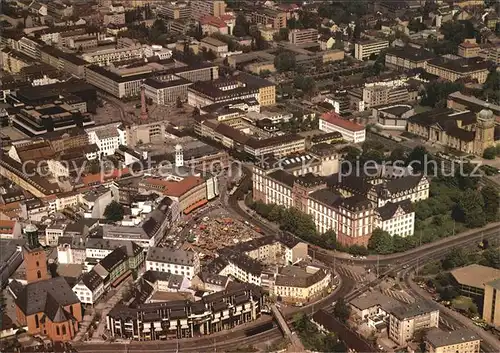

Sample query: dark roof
[147,247,196,266]
[386,46,436,62]
[15,277,80,316]
[44,292,73,323]
[40,45,87,66]
[408,108,477,142]
[426,328,480,348]
[98,246,128,272]
[219,249,263,276]
[383,175,424,194]
[274,267,328,288]
[309,188,342,207]
[339,195,373,211]
[268,169,296,188]
[427,57,490,73]
[143,76,191,89]
[390,301,437,320]
[80,269,104,291]
[376,200,413,221]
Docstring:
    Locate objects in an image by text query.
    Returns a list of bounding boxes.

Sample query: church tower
[474,109,495,155]
[23,224,49,284]
[175,144,184,167]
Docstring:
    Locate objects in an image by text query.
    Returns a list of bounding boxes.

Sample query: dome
[25,224,38,233]
[478,108,494,120]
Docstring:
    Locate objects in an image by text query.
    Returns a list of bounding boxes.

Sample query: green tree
[483,146,497,160]
[368,228,394,254]
[233,14,249,37]
[482,70,500,104]
[455,190,486,228]
[408,19,426,33]
[481,185,499,222]
[274,52,296,72]
[176,96,183,108]
[293,75,316,95]
[406,146,433,173]
[442,248,469,270]
[333,298,351,323]
[104,201,125,221]
[482,247,500,269]
[421,81,465,108]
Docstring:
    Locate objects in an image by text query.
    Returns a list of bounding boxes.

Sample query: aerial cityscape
[0,0,499,352]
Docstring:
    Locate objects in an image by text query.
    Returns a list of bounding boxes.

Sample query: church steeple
[23,224,49,284]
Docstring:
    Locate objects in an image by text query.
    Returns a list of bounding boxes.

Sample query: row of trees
[483,144,500,160]
[293,312,348,352]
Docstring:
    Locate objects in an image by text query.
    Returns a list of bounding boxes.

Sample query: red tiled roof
[200,15,227,28]
[143,176,205,198]
[0,220,15,233]
[321,112,365,132]
[82,168,130,185]
[460,42,479,48]
[221,14,235,21]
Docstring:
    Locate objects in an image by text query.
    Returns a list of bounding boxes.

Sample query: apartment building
[39,46,87,78]
[447,92,500,122]
[479,46,500,64]
[1,48,33,74]
[106,283,263,340]
[82,45,144,66]
[190,0,226,21]
[319,112,366,143]
[425,328,480,353]
[374,200,415,237]
[252,8,287,29]
[354,39,389,60]
[156,1,190,20]
[86,125,122,157]
[458,41,480,58]
[288,28,318,45]
[425,57,490,83]
[146,247,200,280]
[72,269,105,305]
[389,302,439,345]
[271,266,331,304]
[483,278,500,327]
[385,46,436,71]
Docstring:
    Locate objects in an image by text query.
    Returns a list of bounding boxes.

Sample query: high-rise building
[190,0,226,21]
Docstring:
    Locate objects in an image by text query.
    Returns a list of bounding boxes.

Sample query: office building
[288,29,318,45]
[354,39,389,60]
[425,57,490,83]
[450,264,500,297]
[252,8,287,29]
[190,0,226,21]
[483,278,500,327]
[199,37,228,56]
[385,46,436,71]
[144,75,192,105]
[425,328,481,353]
[146,248,200,280]
[319,112,366,143]
[156,1,190,20]
[389,302,439,345]
[106,282,263,340]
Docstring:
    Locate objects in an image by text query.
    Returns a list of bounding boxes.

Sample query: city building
[72,269,105,305]
[190,0,226,21]
[0,220,22,240]
[106,282,263,340]
[188,72,275,107]
[0,239,24,288]
[156,1,190,20]
[319,112,366,143]
[483,278,500,327]
[354,39,389,61]
[458,41,481,58]
[447,91,500,123]
[425,328,481,353]
[373,104,414,130]
[288,29,318,45]
[388,302,439,345]
[200,15,229,36]
[199,37,228,57]
[143,75,192,105]
[252,8,287,29]
[425,57,490,83]
[271,265,331,304]
[1,48,34,74]
[450,264,500,297]
[407,108,497,156]
[385,46,436,71]
[86,125,122,157]
[146,247,200,280]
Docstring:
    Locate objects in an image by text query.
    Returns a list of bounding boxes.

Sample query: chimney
[140,85,148,121]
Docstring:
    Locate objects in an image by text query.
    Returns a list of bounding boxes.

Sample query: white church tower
[175,144,184,167]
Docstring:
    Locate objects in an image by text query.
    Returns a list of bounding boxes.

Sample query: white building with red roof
[319,112,366,143]
[200,15,228,36]
[0,220,21,239]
